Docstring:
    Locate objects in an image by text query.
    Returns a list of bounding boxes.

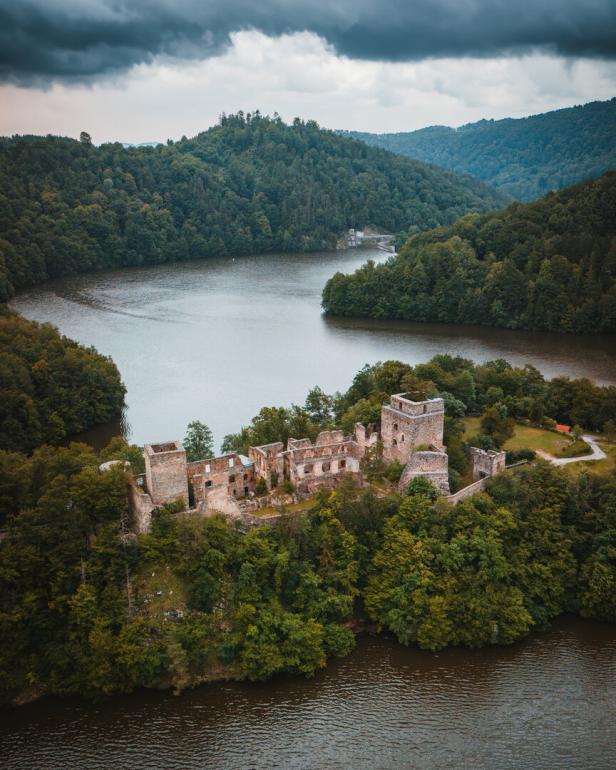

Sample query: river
[2,617,616,769]
[10,249,616,450]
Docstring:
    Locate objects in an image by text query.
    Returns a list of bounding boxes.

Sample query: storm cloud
[2,0,616,85]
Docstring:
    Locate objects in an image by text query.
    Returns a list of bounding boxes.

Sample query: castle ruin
[130,393,505,531]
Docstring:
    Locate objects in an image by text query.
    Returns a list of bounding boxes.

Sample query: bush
[557,439,592,458]
[255,477,268,496]
[505,448,536,464]
[448,468,462,492]
[280,479,296,495]
[468,433,498,451]
[406,476,438,500]
[384,460,404,483]
[323,624,356,658]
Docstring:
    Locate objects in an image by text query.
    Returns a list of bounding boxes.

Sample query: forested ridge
[342,98,616,201]
[322,173,616,334]
[2,356,616,705]
[0,112,507,300]
[0,312,125,454]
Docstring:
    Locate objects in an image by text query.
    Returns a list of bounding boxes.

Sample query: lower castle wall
[445,478,489,504]
[399,450,450,494]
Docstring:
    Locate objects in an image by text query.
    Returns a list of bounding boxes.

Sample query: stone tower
[381,394,445,464]
[144,440,189,508]
[470,447,506,481]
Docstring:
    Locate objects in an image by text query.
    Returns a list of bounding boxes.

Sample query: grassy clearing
[134,565,187,618]
[254,496,319,518]
[462,417,571,455]
[504,425,571,454]
[463,416,482,436]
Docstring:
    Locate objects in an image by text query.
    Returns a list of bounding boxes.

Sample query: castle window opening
[401,434,405,442]
[205,480,212,488]
[244,486,249,496]
[232,489,237,496]
[340,459,346,469]
[229,474,236,482]
[392,438,397,446]
[322,461,331,472]
[205,464,211,473]
[393,423,398,431]
[244,473,248,480]
[305,464,313,474]
[423,404,427,413]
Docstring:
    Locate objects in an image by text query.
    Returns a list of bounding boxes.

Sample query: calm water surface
[2,618,616,770]
[10,249,616,448]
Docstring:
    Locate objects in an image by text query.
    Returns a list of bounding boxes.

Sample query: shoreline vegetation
[322,172,616,334]
[2,355,616,708]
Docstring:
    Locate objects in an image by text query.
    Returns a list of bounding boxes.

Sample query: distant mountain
[342,98,616,201]
[322,172,616,334]
[0,113,507,300]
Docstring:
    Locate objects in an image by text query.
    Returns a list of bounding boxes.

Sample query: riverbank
[3,616,616,770]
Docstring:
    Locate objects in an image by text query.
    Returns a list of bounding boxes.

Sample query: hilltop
[342,98,616,201]
[322,172,616,334]
[0,113,506,300]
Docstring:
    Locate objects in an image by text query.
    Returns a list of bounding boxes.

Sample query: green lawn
[463,418,571,454]
[503,425,571,454]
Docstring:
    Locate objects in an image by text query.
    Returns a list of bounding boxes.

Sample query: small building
[555,424,571,434]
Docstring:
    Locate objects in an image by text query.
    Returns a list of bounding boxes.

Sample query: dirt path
[536,435,607,466]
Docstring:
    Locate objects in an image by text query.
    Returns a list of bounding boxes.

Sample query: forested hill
[322,172,616,334]
[0,113,506,300]
[342,98,616,201]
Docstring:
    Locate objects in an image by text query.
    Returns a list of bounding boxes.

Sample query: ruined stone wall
[354,423,379,451]
[445,478,489,504]
[300,472,362,495]
[398,450,450,495]
[283,436,362,490]
[315,430,345,446]
[129,482,155,534]
[144,441,189,507]
[249,442,284,488]
[470,447,507,481]
[381,395,445,463]
[187,454,254,509]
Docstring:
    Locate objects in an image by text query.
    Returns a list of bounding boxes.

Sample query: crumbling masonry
[130,394,505,531]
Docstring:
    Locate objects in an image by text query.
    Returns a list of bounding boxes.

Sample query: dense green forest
[342,98,616,201]
[0,113,507,300]
[0,312,125,454]
[322,173,616,334]
[2,355,615,705]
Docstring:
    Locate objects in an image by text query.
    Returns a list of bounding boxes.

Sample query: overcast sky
[1,1,615,142]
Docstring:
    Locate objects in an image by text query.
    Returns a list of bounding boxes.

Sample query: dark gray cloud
[2,0,616,85]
